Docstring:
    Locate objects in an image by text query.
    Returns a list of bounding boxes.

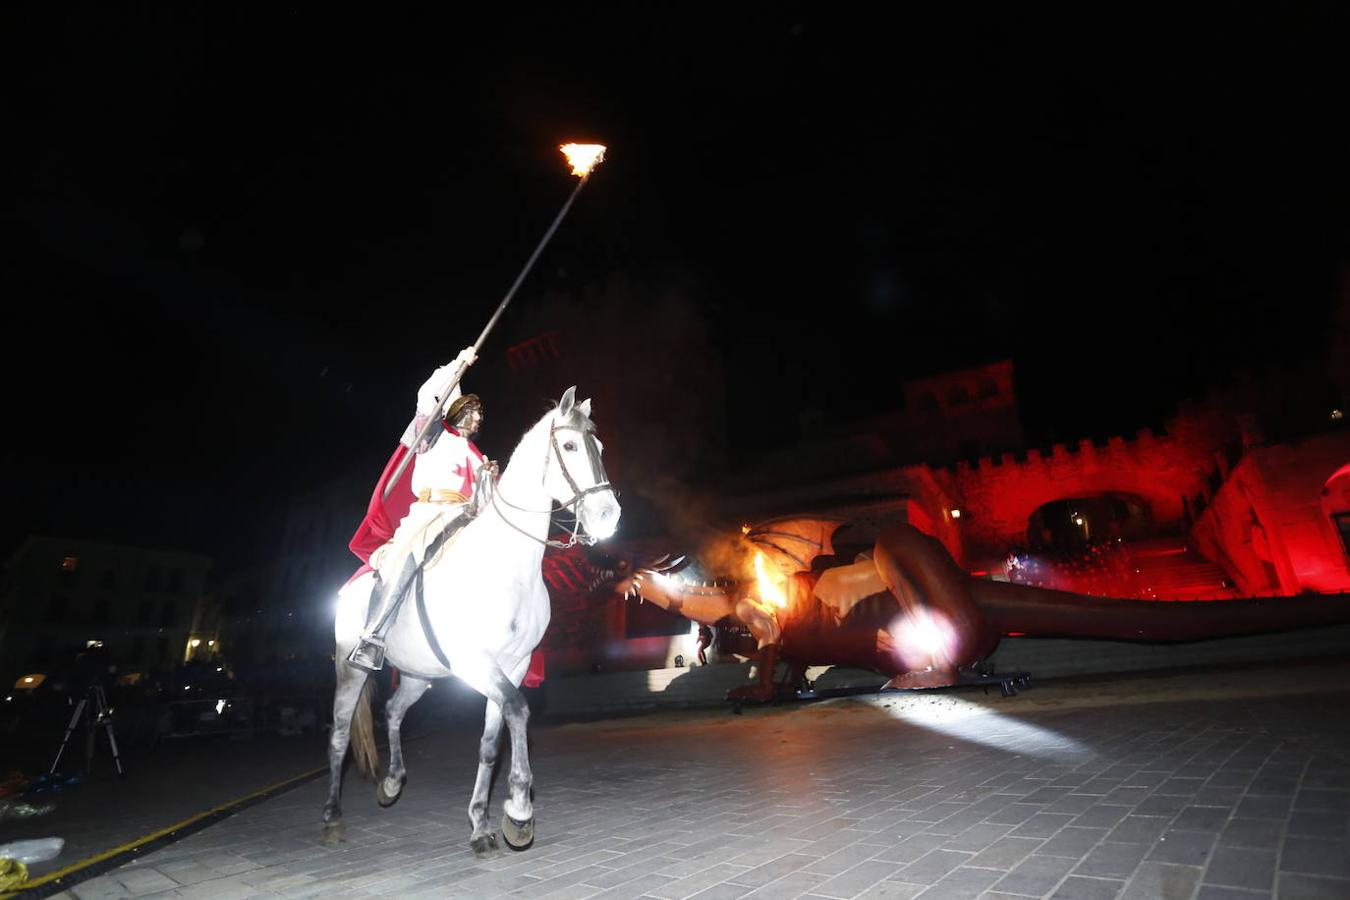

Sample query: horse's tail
[350,678,379,780]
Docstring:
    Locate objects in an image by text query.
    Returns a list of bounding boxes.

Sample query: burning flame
[753,552,789,609]
[560,143,606,177]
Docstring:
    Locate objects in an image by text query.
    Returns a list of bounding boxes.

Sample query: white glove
[414,347,476,416]
[416,365,455,417]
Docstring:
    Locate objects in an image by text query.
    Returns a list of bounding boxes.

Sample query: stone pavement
[41,658,1350,899]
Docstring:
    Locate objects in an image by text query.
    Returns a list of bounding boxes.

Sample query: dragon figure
[611,516,1350,703]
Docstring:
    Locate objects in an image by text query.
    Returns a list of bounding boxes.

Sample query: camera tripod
[49,683,124,777]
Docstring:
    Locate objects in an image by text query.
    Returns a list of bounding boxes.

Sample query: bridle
[490,416,612,549]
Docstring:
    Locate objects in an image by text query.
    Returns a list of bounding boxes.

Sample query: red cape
[346,440,545,687]
[349,443,418,567]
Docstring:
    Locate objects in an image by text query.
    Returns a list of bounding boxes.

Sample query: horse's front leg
[378,674,431,807]
[487,671,534,851]
[468,699,504,858]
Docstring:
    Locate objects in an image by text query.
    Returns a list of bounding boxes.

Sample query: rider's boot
[347,559,413,672]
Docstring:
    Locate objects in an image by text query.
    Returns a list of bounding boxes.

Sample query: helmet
[446,393,483,424]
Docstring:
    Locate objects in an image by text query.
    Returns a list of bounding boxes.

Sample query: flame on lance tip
[560,143,607,177]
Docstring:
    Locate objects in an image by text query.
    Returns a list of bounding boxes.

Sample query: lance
[383,143,607,500]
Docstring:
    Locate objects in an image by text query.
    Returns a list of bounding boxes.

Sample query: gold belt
[416,488,469,505]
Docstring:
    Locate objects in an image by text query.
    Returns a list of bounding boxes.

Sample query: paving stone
[938,822,1014,853]
[1286,810,1349,839]
[650,863,753,900]
[1279,836,1350,879]
[1293,790,1350,812]
[1205,770,1257,789]
[912,866,1001,899]
[1153,778,1205,796]
[1233,795,1292,819]
[1073,841,1150,880]
[1038,827,1109,859]
[1147,829,1217,867]
[1194,887,1271,900]
[739,871,830,899]
[1119,861,1201,900]
[1172,806,1232,833]
[891,849,973,886]
[1133,794,1189,817]
[587,872,678,900]
[1274,872,1350,900]
[988,854,1077,897]
[1009,812,1076,839]
[1217,817,1283,850]
[965,836,1043,871]
[110,867,180,893]
[1050,875,1126,900]
[810,860,903,899]
[68,877,132,900]
[983,803,1042,826]
[1069,805,1133,830]
[872,834,949,865]
[1202,845,1276,892]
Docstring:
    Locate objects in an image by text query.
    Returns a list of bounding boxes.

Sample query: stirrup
[347,637,387,672]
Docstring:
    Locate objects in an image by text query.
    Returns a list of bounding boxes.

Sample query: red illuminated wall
[948,426,1223,557]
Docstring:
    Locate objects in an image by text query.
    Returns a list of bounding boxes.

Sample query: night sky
[6,5,1348,570]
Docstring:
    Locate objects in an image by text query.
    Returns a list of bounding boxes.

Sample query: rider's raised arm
[400,348,475,451]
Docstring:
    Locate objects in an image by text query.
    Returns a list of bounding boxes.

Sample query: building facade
[0,536,212,686]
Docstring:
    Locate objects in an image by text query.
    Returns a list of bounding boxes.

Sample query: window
[167,569,182,593]
[136,598,155,626]
[144,566,162,592]
[1336,512,1350,558]
[159,600,177,627]
[947,386,970,406]
[92,597,110,625]
[917,392,939,413]
[977,378,999,398]
[101,568,118,590]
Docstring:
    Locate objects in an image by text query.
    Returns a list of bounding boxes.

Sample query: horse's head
[544,386,620,544]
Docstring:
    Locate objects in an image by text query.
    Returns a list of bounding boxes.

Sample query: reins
[488,418,611,549]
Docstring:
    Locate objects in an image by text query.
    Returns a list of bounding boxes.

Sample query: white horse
[323,387,620,856]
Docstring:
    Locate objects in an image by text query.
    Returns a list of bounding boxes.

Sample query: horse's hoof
[470,833,500,859]
[501,814,535,851]
[320,822,345,846]
[376,775,403,807]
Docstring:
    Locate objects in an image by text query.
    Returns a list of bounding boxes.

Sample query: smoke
[621,464,755,583]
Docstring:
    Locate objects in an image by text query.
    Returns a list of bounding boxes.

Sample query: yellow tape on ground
[2,764,326,898]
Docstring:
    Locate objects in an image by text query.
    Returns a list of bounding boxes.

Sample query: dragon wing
[746,515,891,620]
[743,515,845,578]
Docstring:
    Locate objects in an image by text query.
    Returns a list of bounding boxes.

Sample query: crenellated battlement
[945,426,1167,477]
[941,422,1226,551]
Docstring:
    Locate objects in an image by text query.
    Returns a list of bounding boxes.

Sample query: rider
[347,347,493,672]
